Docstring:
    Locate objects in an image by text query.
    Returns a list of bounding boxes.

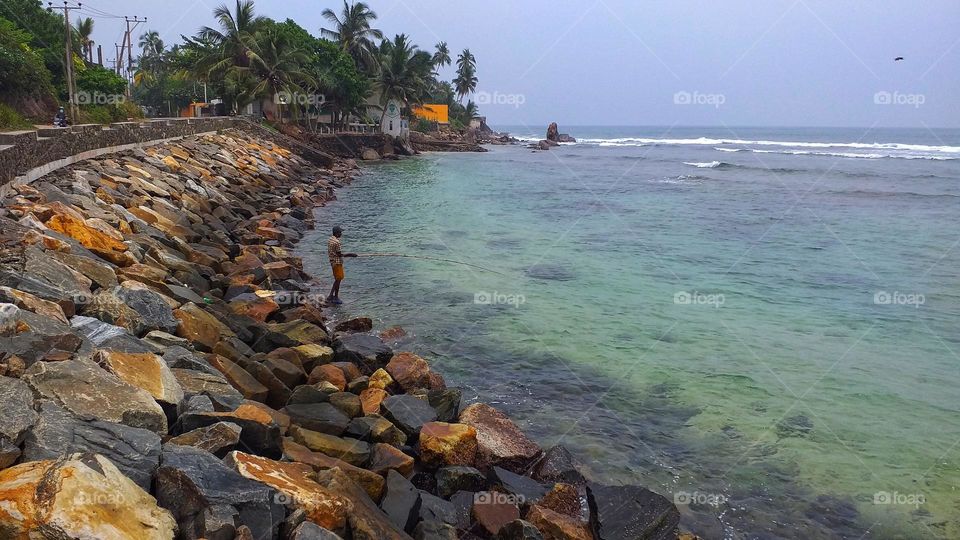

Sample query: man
[54,107,67,127]
[326,225,357,305]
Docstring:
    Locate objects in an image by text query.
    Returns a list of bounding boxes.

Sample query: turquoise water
[298,127,960,539]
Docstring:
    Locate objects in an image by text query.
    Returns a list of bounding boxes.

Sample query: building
[411,104,449,124]
[381,99,404,137]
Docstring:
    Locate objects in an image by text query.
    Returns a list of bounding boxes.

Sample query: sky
[77,0,960,128]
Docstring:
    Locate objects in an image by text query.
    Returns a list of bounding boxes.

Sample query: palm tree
[134,31,166,87]
[375,34,432,122]
[244,27,315,122]
[431,41,450,72]
[321,1,383,73]
[453,48,477,102]
[196,0,266,73]
[75,17,94,62]
[464,99,479,120]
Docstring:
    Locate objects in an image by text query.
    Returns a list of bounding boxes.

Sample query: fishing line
[353,252,505,276]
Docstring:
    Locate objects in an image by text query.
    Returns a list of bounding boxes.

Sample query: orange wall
[412,104,449,123]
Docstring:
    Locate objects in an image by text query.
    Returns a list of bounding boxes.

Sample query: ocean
[298,126,960,539]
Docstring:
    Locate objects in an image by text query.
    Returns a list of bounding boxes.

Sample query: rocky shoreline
[0,128,685,539]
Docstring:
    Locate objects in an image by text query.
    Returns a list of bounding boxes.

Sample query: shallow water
[298,126,960,539]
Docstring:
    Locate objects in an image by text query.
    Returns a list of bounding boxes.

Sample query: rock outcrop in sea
[0,127,681,539]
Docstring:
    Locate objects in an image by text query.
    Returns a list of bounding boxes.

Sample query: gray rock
[418,492,458,526]
[436,466,486,499]
[0,308,87,364]
[588,483,680,540]
[23,358,167,434]
[81,285,178,336]
[283,402,350,435]
[333,333,393,372]
[23,401,161,489]
[0,376,38,461]
[381,394,438,436]
[172,368,244,411]
[496,520,544,540]
[289,522,344,540]
[167,421,241,457]
[531,445,585,485]
[345,414,407,447]
[489,467,549,505]
[413,520,457,540]
[380,469,421,533]
[287,384,330,405]
[71,315,152,353]
[428,388,462,423]
[156,443,285,540]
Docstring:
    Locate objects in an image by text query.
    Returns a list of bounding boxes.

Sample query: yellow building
[412,104,449,124]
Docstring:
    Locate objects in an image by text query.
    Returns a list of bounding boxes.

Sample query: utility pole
[120,16,145,93]
[114,43,121,74]
[48,1,82,123]
[96,44,102,66]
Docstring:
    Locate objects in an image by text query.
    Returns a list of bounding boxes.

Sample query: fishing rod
[353,252,506,276]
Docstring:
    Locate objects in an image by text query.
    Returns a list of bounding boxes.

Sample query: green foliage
[0,102,32,129]
[78,101,142,124]
[0,16,53,98]
[413,117,432,133]
[77,65,126,96]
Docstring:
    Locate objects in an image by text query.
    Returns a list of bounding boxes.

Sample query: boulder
[284,402,351,435]
[0,376,38,467]
[44,210,130,264]
[290,522,345,540]
[82,285,179,336]
[418,422,478,467]
[226,451,349,533]
[308,363,347,391]
[0,285,68,324]
[174,302,235,351]
[329,391,362,418]
[539,483,589,523]
[290,426,371,466]
[496,520,545,540]
[545,123,559,142]
[367,442,416,477]
[207,354,269,401]
[414,521,458,540]
[385,351,432,392]
[334,333,393,372]
[532,445,586,485]
[488,466,550,506]
[167,421,242,456]
[380,469,422,533]
[5,456,171,538]
[361,148,381,161]
[459,403,542,472]
[288,384,332,405]
[282,438,385,501]
[345,414,407,447]
[368,368,394,390]
[436,466,486,498]
[473,492,521,537]
[261,320,329,350]
[155,443,285,540]
[23,401,161,490]
[23,359,167,434]
[0,308,87,364]
[175,403,283,458]
[172,367,244,411]
[588,483,680,540]
[94,349,184,411]
[334,316,373,333]
[294,343,334,370]
[315,467,412,539]
[428,388,462,423]
[418,492,458,526]
[360,387,389,415]
[526,504,593,540]
[71,314,147,353]
[381,394,438,437]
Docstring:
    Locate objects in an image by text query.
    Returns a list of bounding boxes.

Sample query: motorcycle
[53,116,69,128]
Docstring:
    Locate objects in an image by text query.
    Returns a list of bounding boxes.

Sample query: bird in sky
[894,56,904,61]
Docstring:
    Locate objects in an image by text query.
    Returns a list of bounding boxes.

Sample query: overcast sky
[80,0,959,128]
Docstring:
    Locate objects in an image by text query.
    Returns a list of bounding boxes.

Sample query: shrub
[0,102,31,130]
[413,117,433,133]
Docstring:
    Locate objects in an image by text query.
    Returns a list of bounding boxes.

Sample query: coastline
[0,127,688,539]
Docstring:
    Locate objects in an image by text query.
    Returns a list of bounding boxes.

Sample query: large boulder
[385,352,432,392]
[23,401,161,490]
[289,426,370,466]
[334,333,393,372]
[0,453,175,539]
[381,394,438,437]
[23,359,168,434]
[380,469,421,532]
[459,403,541,472]
[588,483,680,540]
[282,438,385,501]
[155,443,285,540]
[418,422,478,468]
[284,402,351,435]
[175,403,283,458]
[314,467,412,539]
[81,285,179,337]
[0,376,38,467]
[174,302,235,351]
[531,445,586,485]
[526,504,593,540]
[225,451,350,533]
[94,349,184,412]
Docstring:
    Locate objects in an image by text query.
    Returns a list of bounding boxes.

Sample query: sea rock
[0,308,87,364]
[361,148,381,161]
[94,349,184,411]
[385,351,432,392]
[546,123,560,142]
[431,465,483,498]
[308,364,347,391]
[282,438,385,501]
[526,504,593,540]
[488,466,549,506]
[588,483,680,540]
[172,367,244,410]
[290,426,371,466]
[261,320,329,350]
[229,294,280,322]
[329,391,362,418]
[167,421,242,456]
[284,402,351,435]
[23,401,161,490]
[174,301,235,351]
[175,403,283,458]
[360,387,389,415]
[290,522,345,540]
[0,376,38,465]
[23,358,167,434]
[334,333,393,372]
[532,445,586,485]
[207,353,269,401]
[0,285,68,324]
[368,368,394,390]
[380,469,422,533]
[44,209,130,264]
[334,316,373,333]
[82,285,179,336]
[294,343,334,370]
[496,520,545,540]
[414,521,458,540]
[367,442,416,477]
[459,403,542,472]
[0,453,175,538]
[345,414,407,447]
[418,492,458,526]
[155,443,285,540]
[428,388,462,423]
[315,467,412,539]
[70,314,148,353]
[419,421,478,468]
[225,451,350,533]
[288,384,332,405]
[473,492,521,536]
[265,354,306,388]
[381,394,438,436]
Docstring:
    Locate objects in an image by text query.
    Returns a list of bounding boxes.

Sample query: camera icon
[273,492,294,505]
[873,491,891,505]
[673,91,692,105]
[474,291,492,305]
[75,91,92,105]
[873,291,891,305]
[674,491,692,505]
[673,291,692,305]
[873,91,892,105]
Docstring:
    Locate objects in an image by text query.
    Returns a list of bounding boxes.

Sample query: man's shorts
[332,263,344,281]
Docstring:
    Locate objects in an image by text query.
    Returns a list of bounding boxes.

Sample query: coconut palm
[75,17,94,62]
[431,41,450,72]
[374,33,432,121]
[321,1,383,73]
[196,0,266,73]
[453,48,477,102]
[243,27,315,121]
[134,31,166,87]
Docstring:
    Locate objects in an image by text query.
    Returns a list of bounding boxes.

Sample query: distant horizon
[494,123,960,131]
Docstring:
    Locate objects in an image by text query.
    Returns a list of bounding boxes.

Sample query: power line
[47,1,82,123]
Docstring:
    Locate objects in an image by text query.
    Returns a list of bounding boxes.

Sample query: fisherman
[326,225,357,305]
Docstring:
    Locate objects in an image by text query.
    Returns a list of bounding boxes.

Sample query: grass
[0,103,34,131]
